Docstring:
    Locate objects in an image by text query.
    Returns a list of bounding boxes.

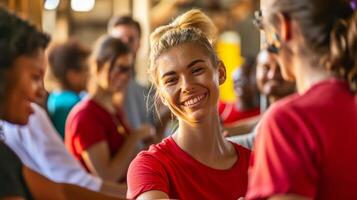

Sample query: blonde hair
[147,9,219,119]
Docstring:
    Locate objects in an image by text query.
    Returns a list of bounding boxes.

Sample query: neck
[173,111,233,164]
[294,58,333,94]
[90,86,117,114]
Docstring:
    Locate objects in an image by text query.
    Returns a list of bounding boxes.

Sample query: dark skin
[0,50,124,200]
[232,60,259,111]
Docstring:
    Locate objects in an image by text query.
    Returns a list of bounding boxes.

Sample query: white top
[2,103,102,191]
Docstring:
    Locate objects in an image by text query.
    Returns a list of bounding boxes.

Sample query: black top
[0,140,33,199]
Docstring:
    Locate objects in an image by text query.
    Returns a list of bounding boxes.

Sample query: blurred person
[218,57,260,126]
[108,15,170,139]
[247,0,357,199]
[65,35,154,183]
[228,48,296,149]
[256,48,295,107]
[2,103,127,198]
[127,9,251,200]
[108,15,155,129]
[47,39,90,139]
[0,7,121,200]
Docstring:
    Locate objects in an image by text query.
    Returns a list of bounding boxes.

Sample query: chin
[4,109,32,125]
[5,116,29,125]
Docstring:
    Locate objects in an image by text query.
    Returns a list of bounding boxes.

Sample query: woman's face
[98,53,134,93]
[156,43,226,124]
[3,49,45,125]
[260,0,296,81]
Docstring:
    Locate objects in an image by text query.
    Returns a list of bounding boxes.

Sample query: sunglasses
[111,64,132,74]
[253,10,281,54]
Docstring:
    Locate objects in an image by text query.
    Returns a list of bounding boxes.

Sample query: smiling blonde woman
[126,9,251,200]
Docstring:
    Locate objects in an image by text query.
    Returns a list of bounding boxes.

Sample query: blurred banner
[216,31,243,103]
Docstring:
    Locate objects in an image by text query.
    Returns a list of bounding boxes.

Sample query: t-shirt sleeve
[0,143,25,198]
[127,153,169,199]
[68,111,107,154]
[246,104,320,199]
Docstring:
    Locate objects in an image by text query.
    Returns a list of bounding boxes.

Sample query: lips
[181,92,207,107]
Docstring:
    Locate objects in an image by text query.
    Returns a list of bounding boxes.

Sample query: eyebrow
[161,59,205,79]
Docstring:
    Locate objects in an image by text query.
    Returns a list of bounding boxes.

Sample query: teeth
[183,94,205,106]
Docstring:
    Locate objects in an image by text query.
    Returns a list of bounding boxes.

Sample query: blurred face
[110,25,140,54]
[98,53,134,93]
[156,43,225,124]
[256,1,296,81]
[67,58,90,93]
[256,50,295,100]
[3,49,45,125]
[232,65,257,107]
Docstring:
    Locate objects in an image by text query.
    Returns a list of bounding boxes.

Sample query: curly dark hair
[0,8,50,70]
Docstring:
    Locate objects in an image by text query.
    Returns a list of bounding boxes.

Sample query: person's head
[256,49,295,104]
[232,57,260,110]
[0,8,50,125]
[256,0,357,92]
[90,35,133,94]
[48,39,90,93]
[148,9,226,124]
[107,15,141,54]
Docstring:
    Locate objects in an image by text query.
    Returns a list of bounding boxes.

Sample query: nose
[181,75,194,93]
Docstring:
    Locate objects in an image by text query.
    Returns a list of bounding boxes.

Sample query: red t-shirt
[127,136,251,200]
[247,79,357,199]
[218,101,260,125]
[65,99,130,171]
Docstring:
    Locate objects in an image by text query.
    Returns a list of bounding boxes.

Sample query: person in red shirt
[126,9,251,200]
[218,57,261,125]
[65,36,154,184]
[247,0,357,199]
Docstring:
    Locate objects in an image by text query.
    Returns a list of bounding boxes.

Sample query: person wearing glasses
[65,36,154,184]
[247,0,357,199]
[127,9,251,200]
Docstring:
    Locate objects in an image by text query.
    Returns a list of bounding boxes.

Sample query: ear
[275,12,292,42]
[217,60,226,85]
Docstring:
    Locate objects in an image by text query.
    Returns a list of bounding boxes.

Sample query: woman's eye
[164,77,178,85]
[192,67,204,75]
[31,73,42,81]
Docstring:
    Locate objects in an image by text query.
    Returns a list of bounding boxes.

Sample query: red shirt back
[247,79,357,199]
[65,99,130,171]
[127,136,251,200]
[218,101,260,125]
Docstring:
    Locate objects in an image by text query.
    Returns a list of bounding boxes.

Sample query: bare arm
[82,124,154,182]
[99,181,127,199]
[136,190,169,200]
[23,166,121,200]
[223,115,261,137]
[269,194,311,200]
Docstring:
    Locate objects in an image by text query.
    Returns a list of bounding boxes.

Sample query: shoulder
[127,139,171,199]
[48,91,81,107]
[67,99,102,122]
[129,138,174,176]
